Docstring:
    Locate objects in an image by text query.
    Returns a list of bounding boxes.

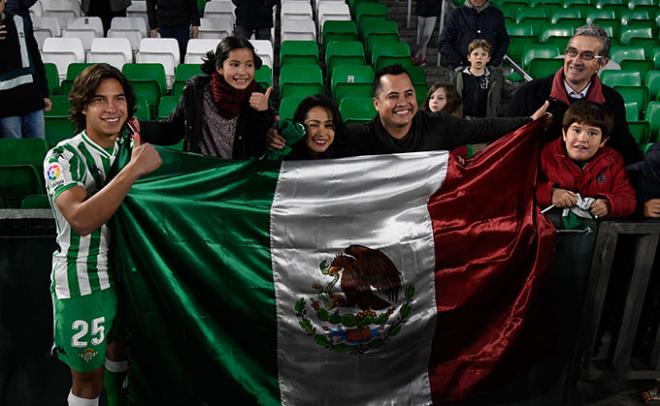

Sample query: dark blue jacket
[628,143,660,205]
[438,3,509,68]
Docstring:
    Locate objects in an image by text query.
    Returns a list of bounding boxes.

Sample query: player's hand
[150,28,159,38]
[43,98,52,112]
[643,198,660,218]
[590,199,609,218]
[552,188,577,208]
[249,87,272,112]
[0,24,7,40]
[130,133,162,178]
[191,25,199,39]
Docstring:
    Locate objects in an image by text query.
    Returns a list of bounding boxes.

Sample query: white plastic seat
[110,16,148,36]
[317,2,351,32]
[126,0,148,28]
[203,1,235,25]
[280,1,313,20]
[41,37,85,81]
[42,0,81,28]
[136,38,180,88]
[249,39,274,68]
[87,38,133,69]
[314,0,343,11]
[198,16,233,39]
[62,17,103,50]
[107,28,145,52]
[184,38,221,64]
[29,0,43,19]
[32,16,61,49]
[281,17,316,41]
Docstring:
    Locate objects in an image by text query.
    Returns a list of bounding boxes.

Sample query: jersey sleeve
[44,146,86,200]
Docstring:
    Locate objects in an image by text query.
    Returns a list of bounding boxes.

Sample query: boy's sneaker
[413,56,427,67]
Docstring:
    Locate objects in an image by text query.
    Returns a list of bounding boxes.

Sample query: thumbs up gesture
[128,118,162,178]
[249,87,272,112]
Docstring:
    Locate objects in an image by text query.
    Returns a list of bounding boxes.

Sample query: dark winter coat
[415,0,442,18]
[146,0,200,30]
[450,67,515,117]
[232,0,278,29]
[628,143,660,205]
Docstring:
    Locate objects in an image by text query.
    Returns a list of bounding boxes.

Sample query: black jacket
[146,0,200,30]
[415,0,441,18]
[507,74,643,165]
[232,0,278,29]
[338,111,530,157]
[141,75,274,159]
[438,4,509,68]
[628,143,660,205]
[0,12,48,118]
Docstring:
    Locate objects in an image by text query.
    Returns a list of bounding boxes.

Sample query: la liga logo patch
[47,163,62,180]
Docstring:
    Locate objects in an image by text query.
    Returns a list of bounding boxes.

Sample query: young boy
[450,39,515,118]
[536,101,636,219]
[44,63,161,406]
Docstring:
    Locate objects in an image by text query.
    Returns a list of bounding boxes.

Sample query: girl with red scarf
[139,36,275,159]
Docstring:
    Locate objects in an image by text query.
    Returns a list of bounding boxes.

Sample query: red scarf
[209,71,257,119]
[548,68,607,106]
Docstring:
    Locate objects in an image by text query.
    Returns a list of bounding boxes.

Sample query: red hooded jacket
[537,138,636,218]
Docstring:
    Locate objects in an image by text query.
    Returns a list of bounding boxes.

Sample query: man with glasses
[508,24,643,164]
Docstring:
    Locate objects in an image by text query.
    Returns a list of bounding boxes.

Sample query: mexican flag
[112,121,555,405]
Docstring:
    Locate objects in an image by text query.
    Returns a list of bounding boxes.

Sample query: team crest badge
[295,244,415,355]
[78,347,98,362]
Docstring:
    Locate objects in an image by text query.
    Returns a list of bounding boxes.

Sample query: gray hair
[574,24,611,58]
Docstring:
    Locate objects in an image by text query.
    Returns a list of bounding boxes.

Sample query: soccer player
[43,63,162,406]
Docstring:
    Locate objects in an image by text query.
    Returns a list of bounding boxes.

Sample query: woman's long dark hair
[200,36,263,75]
[423,83,462,116]
[287,95,348,160]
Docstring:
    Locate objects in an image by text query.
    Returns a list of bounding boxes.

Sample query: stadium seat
[585,9,617,24]
[354,2,388,28]
[158,95,180,119]
[250,40,275,68]
[41,37,86,82]
[624,101,640,121]
[620,10,651,24]
[32,16,61,49]
[528,0,562,6]
[620,60,654,82]
[126,0,148,26]
[371,41,412,72]
[87,38,133,69]
[515,8,548,25]
[322,20,358,46]
[42,0,81,28]
[198,16,233,39]
[647,101,660,141]
[0,138,48,207]
[339,97,376,124]
[529,58,563,79]
[29,0,42,19]
[61,63,94,95]
[134,95,152,120]
[172,63,202,97]
[506,22,537,64]
[317,2,351,37]
[254,65,273,89]
[137,38,180,88]
[20,194,50,209]
[281,1,313,20]
[601,70,642,87]
[610,45,646,63]
[521,45,560,70]
[280,40,319,66]
[325,41,366,74]
[616,86,650,115]
[203,1,235,25]
[44,63,61,95]
[110,16,148,35]
[595,0,627,13]
[538,25,575,49]
[647,71,660,101]
[331,65,374,103]
[123,63,166,115]
[628,121,650,146]
[281,17,317,41]
[619,27,653,44]
[65,16,104,37]
[408,66,427,86]
[279,65,324,98]
[184,38,221,64]
[278,96,306,121]
[549,8,583,25]
[360,19,399,53]
[44,95,75,146]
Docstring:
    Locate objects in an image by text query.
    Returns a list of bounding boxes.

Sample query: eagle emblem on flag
[295,245,415,355]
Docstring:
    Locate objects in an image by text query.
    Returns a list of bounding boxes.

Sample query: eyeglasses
[565,47,604,61]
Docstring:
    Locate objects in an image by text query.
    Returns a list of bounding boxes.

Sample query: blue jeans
[234,25,271,41]
[159,24,190,63]
[0,109,45,139]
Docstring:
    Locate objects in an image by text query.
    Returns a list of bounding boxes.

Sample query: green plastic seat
[549,8,582,24]
[325,41,366,75]
[624,101,640,121]
[44,95,75,147]
[538,25,575,49]
[620,27,653,44]
[620,10,651,24]
[370,41,412,72]
[280,40,319,66]
[646,101,660,141]
[617,86,650,115]
[610,45,646,63]
[595,0,627,13]
[254,65,273,89]
[586,9,616,23]
[21,194,50,208]
[0,138,48,207]
[60,63,94,96]
[591,19,621,38]
[515,8,549,24]
[620,60,654,82]
[408,65,427,86]
[158,95,180,119]
[628,0,655,8]
[563,0,591,5]
[134,95,151,120]
[628,121,650,146]
[46,95,70,116]
[348,0,379,15]
[123,63,166,115]
[522,45,560,70]
[506,22,535,36]
[322,20,358,46]
[331,65,374,104]
[529,58,563,79]
[360,19,399,52]
[354,2,387,28]
[339,97,376,124]
[506,25,538,64]
[172,63,201,97]
[279,65,324,98]
[44,63,61,95]
[646,71,660,101]
[601,70,642,86]
[278,96,306,121]
[528,0,562,6]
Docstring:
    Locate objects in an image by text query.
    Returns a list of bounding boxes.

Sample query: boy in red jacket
[537,101,636,219]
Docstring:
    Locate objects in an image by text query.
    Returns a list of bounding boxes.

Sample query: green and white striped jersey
[44,131,119,300]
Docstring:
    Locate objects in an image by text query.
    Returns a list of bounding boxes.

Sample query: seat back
[601,70,642,87]
[279,65,324,98]
[339,97,376,124]
[42,37,86,82]
[185,38,222,64]
[198,16,233,39]
[280,40,319,66]
[322,20,357,46]
[331,65,374,103]
[250,40,274,68]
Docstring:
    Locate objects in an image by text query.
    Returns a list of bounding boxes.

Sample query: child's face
[216,48,255,90]
[428,88,447,113]
[562,122,607,161]
[467,47,491,70]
